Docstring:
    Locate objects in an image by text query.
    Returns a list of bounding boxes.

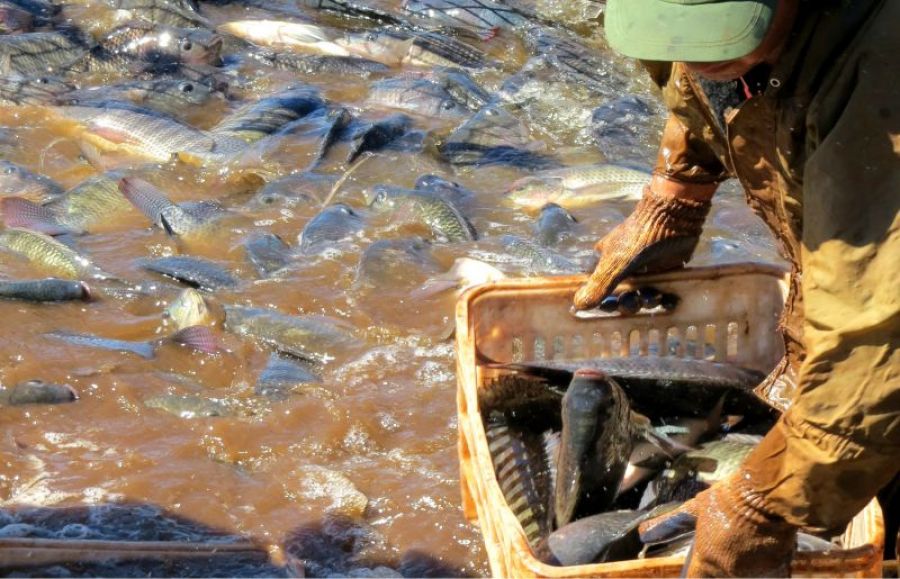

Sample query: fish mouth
[573,368,608,380]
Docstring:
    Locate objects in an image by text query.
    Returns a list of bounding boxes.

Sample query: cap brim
[605,0,776,62]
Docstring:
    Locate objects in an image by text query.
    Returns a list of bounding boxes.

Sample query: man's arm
[573,63,730,310]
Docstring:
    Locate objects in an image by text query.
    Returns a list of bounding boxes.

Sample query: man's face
[685,0,797,81]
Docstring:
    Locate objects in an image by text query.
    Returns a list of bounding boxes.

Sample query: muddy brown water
[0,2,783,576]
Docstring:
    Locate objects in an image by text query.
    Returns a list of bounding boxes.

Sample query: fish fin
[118,177,176,227]
[632,411,696,457]
[410,277,460,299]
[0,198,77,236]
[167,325,221,354]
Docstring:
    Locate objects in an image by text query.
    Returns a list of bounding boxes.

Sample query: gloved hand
[572,184,711,310]
[638,471,798,578]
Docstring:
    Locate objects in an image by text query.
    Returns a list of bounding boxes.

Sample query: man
[573,0,899,576]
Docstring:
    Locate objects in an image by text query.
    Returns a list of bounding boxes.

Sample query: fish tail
[0,197,76,236]
[167,325,221,354]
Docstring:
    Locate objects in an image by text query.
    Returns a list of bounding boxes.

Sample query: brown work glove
[573,185,711,310]
[639,429,799,578]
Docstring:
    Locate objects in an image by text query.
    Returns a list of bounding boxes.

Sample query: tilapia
[522,27,627,94]
[119,176,230,239]
[0,278,90,302]
[223,304,358,364]
[248,51,389,76]
[218,20,350,56]
[505,164,648,211]
[534,202,577,247]
[500,234,580,275]
[298,203,364,255]
[0,30,91,76]
[255,353,321,400]
[493,357,772,419]
[56,105,245,164]
[353,236,440,290]
[347,113,412,162]
[402,0,536,36]
[0,380,78,406]
[554,369,633,528]
[244,233,294,277]
[643,434,763,508]
[366,76,471,119]
[438,104,558,169]
[46,325,220,359]
[0,75,74,106]
[88,22,223,73]
[163,287,216,330]
[0,228,114,280]
[536,508,656,566]
[142,255,239,291]
[366,185,477,242]
[64,78,221,120]
[212,85,324,142]
[101,0,209,29]
[2,175,134,234]
[413,173,475,208]
[0,161,64,202]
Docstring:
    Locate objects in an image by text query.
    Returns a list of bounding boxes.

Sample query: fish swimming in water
[46,325,221,359]
[504,163,649,211]
[0,380,78,406]
[0,278,91,302]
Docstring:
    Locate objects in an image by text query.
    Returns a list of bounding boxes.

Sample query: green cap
[605,0,777,63]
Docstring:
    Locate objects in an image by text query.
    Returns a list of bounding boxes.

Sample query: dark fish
[353,236,440,289]
[534,202,577,247]
[426,67,491,111]
[554,369,633,528]
[223,304,358,365]
[536,509,652,566]
[500,234,580,274]
[366,76,470,119]
[591,95,656,157]
[402,0,535,36]
[296,0,406,26]
[0,75,74,106]
[366,185,477,242]
[311,107,352,165]
[213,86,324,143]
[404,30,490,69]
[348,113,412,162]
[244,233,293,277]
[0,160,64,202]
[0,380,77,406]
[46,325,220,359]
[484,413,554,546]
[438,104,559,169]
[413,174,475,208]
[298,203,364,255]
[492,357,772,419]
[142,255,239,291]
[64,78,220,120]
[255,353,321,400]
[0,278,90,302]
[478,371,563,424]
[249,51,390,76]
[0,30,91,76]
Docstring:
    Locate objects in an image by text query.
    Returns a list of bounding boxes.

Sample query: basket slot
[511,336,524,363]
[552,335,566,360]
[647,329,661,357]
[533,336,546,360]
[570,334,586,359]
[685,325,700,359]
[591,332,607,358]
[704,324,718,361]
[727,321,740,360]
[667,327,683,357]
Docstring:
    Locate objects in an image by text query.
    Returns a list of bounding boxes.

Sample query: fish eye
[3,166,15,174]
[441,101,456,110]
[37,77,49,84]
[180,39,193,51]
[180,82,194,93]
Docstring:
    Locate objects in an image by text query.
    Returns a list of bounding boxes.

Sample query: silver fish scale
[0,32,89,75]
[404,0,532,31]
